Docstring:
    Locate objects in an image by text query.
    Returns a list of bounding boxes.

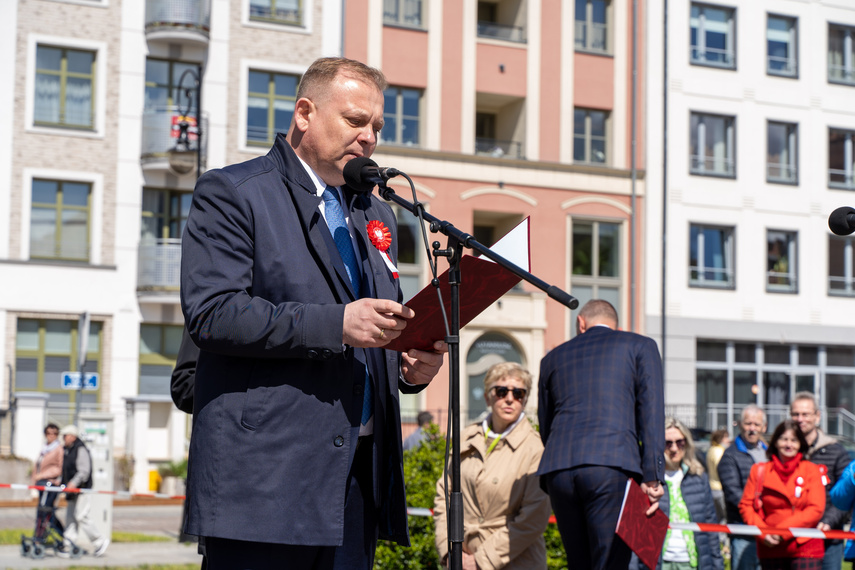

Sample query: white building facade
[645,0,855,436]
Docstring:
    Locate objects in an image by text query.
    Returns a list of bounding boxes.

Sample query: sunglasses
[665,438,687,450]
[492,386,527,401]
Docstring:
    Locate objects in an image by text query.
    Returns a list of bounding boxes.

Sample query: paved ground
[0,502,203,569]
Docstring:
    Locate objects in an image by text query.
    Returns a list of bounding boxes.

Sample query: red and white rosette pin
[367,220,399,278]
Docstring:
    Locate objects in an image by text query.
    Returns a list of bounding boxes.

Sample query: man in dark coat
[180,57,446,569]
[537,299,665,570]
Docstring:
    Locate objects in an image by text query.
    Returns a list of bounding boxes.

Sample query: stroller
[20,481,82,559]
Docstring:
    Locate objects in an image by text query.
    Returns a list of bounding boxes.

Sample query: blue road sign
[61,372,99,390]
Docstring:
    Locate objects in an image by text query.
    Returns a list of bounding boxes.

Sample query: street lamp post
[168,66,203,178]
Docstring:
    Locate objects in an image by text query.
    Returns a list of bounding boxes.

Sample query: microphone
[343,157,402,193]
[829,206,855,236]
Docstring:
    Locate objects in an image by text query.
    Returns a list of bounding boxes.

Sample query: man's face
[296,72,384,187]
[791,399,819,438]
[63,434,76,448]
[740,411,766,445]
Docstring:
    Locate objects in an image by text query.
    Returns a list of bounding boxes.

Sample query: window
[141,188,192,241]
[575,0,608,53]
[574,108,608,165]
[249,0,302,26]
[15,318,102,418]
[145,59,201,112]
[34,45,95,129]
[395,206,423,302]
[30,179,91,261]
[689,224,734,289]
[139,324,182,395]
[476,1,526,43]
[767,14,797,77]
[690,3,736,69]
[690,112,735,177]
[247,70,299,146]
[829,235,855,296]
[767,230,797,293]
[767,121,797,184]
[830,128,855,190]
[829,24,855,86]
[384,0,423,28]
[381,87,421,147]
[571,219,621,321]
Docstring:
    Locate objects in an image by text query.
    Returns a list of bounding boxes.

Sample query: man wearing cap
[60,425,109,557]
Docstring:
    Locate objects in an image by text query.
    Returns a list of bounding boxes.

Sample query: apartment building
[0,0,647,492]
[645,0,855,436]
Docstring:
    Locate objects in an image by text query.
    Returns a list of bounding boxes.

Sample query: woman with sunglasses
[634,417,723,570]
[434,362,551,569]
[739,420,825,569]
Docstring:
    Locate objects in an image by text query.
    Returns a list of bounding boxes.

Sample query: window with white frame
[384,0,423,28]
[247,70,299,146]
[829,23,855,86]
[767,230,797,293]
[34,45,96,129]
[140,324,183,395]
[690,112,735,177]
[575,0,609,53]
[767,14,797,77]
[571,219,621,324]
[145,58,201,111]
[30,179,91,261]
[829,235,855,296]
[249,0,302,26]
[574,108,608,165]
[394,206,424,303]
[381,87,422,147]
[829,128,855,191]
[690,3,736,69]
[690,223,735,289]
[767,121,797,184]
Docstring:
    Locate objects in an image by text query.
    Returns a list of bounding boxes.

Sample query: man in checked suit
[537,299,665,569]
[180,57,446,569]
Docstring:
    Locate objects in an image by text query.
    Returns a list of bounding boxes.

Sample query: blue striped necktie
[322,186,372,425]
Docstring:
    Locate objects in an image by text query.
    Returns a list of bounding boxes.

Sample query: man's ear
[293,97,313,132]
[577,315,587,334]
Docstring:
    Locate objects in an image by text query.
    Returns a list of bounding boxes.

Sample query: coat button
[321,349,332,359]
[333,436,344,447]
[307,349,318,359]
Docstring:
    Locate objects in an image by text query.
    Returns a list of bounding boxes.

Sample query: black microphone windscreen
[829,206,855,236]
[343,156,378,194]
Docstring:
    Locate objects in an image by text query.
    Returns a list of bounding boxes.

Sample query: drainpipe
[630,0,638,331]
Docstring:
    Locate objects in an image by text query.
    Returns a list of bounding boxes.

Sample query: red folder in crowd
[615,478,669,569]
[385,218,530,353]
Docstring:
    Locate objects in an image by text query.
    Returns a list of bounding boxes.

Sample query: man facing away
[717,405,767,570]
[537,299,665,570]
[180,57,446,569]
[791,392,851,570]
[60,425,109,557]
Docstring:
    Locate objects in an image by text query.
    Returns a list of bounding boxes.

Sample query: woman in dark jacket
[634,417,724,570]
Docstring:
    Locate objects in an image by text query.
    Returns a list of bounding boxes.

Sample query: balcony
[145,0,211,45]
[138,238,181,290]
[474,137,524,160]
[141,106,207,174]
[477,21,526,43]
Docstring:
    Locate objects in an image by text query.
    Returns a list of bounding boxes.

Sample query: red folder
[384,218,530,353]
[615,479,669,570]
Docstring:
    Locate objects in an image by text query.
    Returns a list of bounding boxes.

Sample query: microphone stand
[374,182,578,570]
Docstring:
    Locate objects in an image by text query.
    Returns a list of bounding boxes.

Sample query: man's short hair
[791,391,819,412]
[741,404,767,426]
[578,299,619,327]
[416,411,433,427]
[296,57,388,102]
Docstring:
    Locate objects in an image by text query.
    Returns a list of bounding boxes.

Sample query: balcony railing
[474,138,524,160]
[575,21,607,52]
[690,155,735,177]
[829,64,855,86]
[829,275,855,296]
[767,55,797,76]
[477,21,526,43]
[141,105,207,171]
[138,238,182,290]
[690,46,735,68]
[767,163,797,184]
[145,0,211,42]
[829,168,855,190]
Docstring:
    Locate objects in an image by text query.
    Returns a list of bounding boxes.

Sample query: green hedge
[374,424,567,569]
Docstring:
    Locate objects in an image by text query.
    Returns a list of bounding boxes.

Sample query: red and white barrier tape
[405,507,855,540]
[0,483,185,501]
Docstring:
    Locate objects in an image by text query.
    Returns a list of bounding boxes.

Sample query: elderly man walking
[791,392,851,570]
[718,405,767,570]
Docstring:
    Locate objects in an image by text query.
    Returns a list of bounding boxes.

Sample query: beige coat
[32,442,63,484]
[434,417,551,570]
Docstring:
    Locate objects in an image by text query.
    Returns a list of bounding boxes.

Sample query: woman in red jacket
[739,419,825,569]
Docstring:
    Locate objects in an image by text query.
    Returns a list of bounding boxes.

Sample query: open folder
[615,478,669,569]
[384,217,531,353]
